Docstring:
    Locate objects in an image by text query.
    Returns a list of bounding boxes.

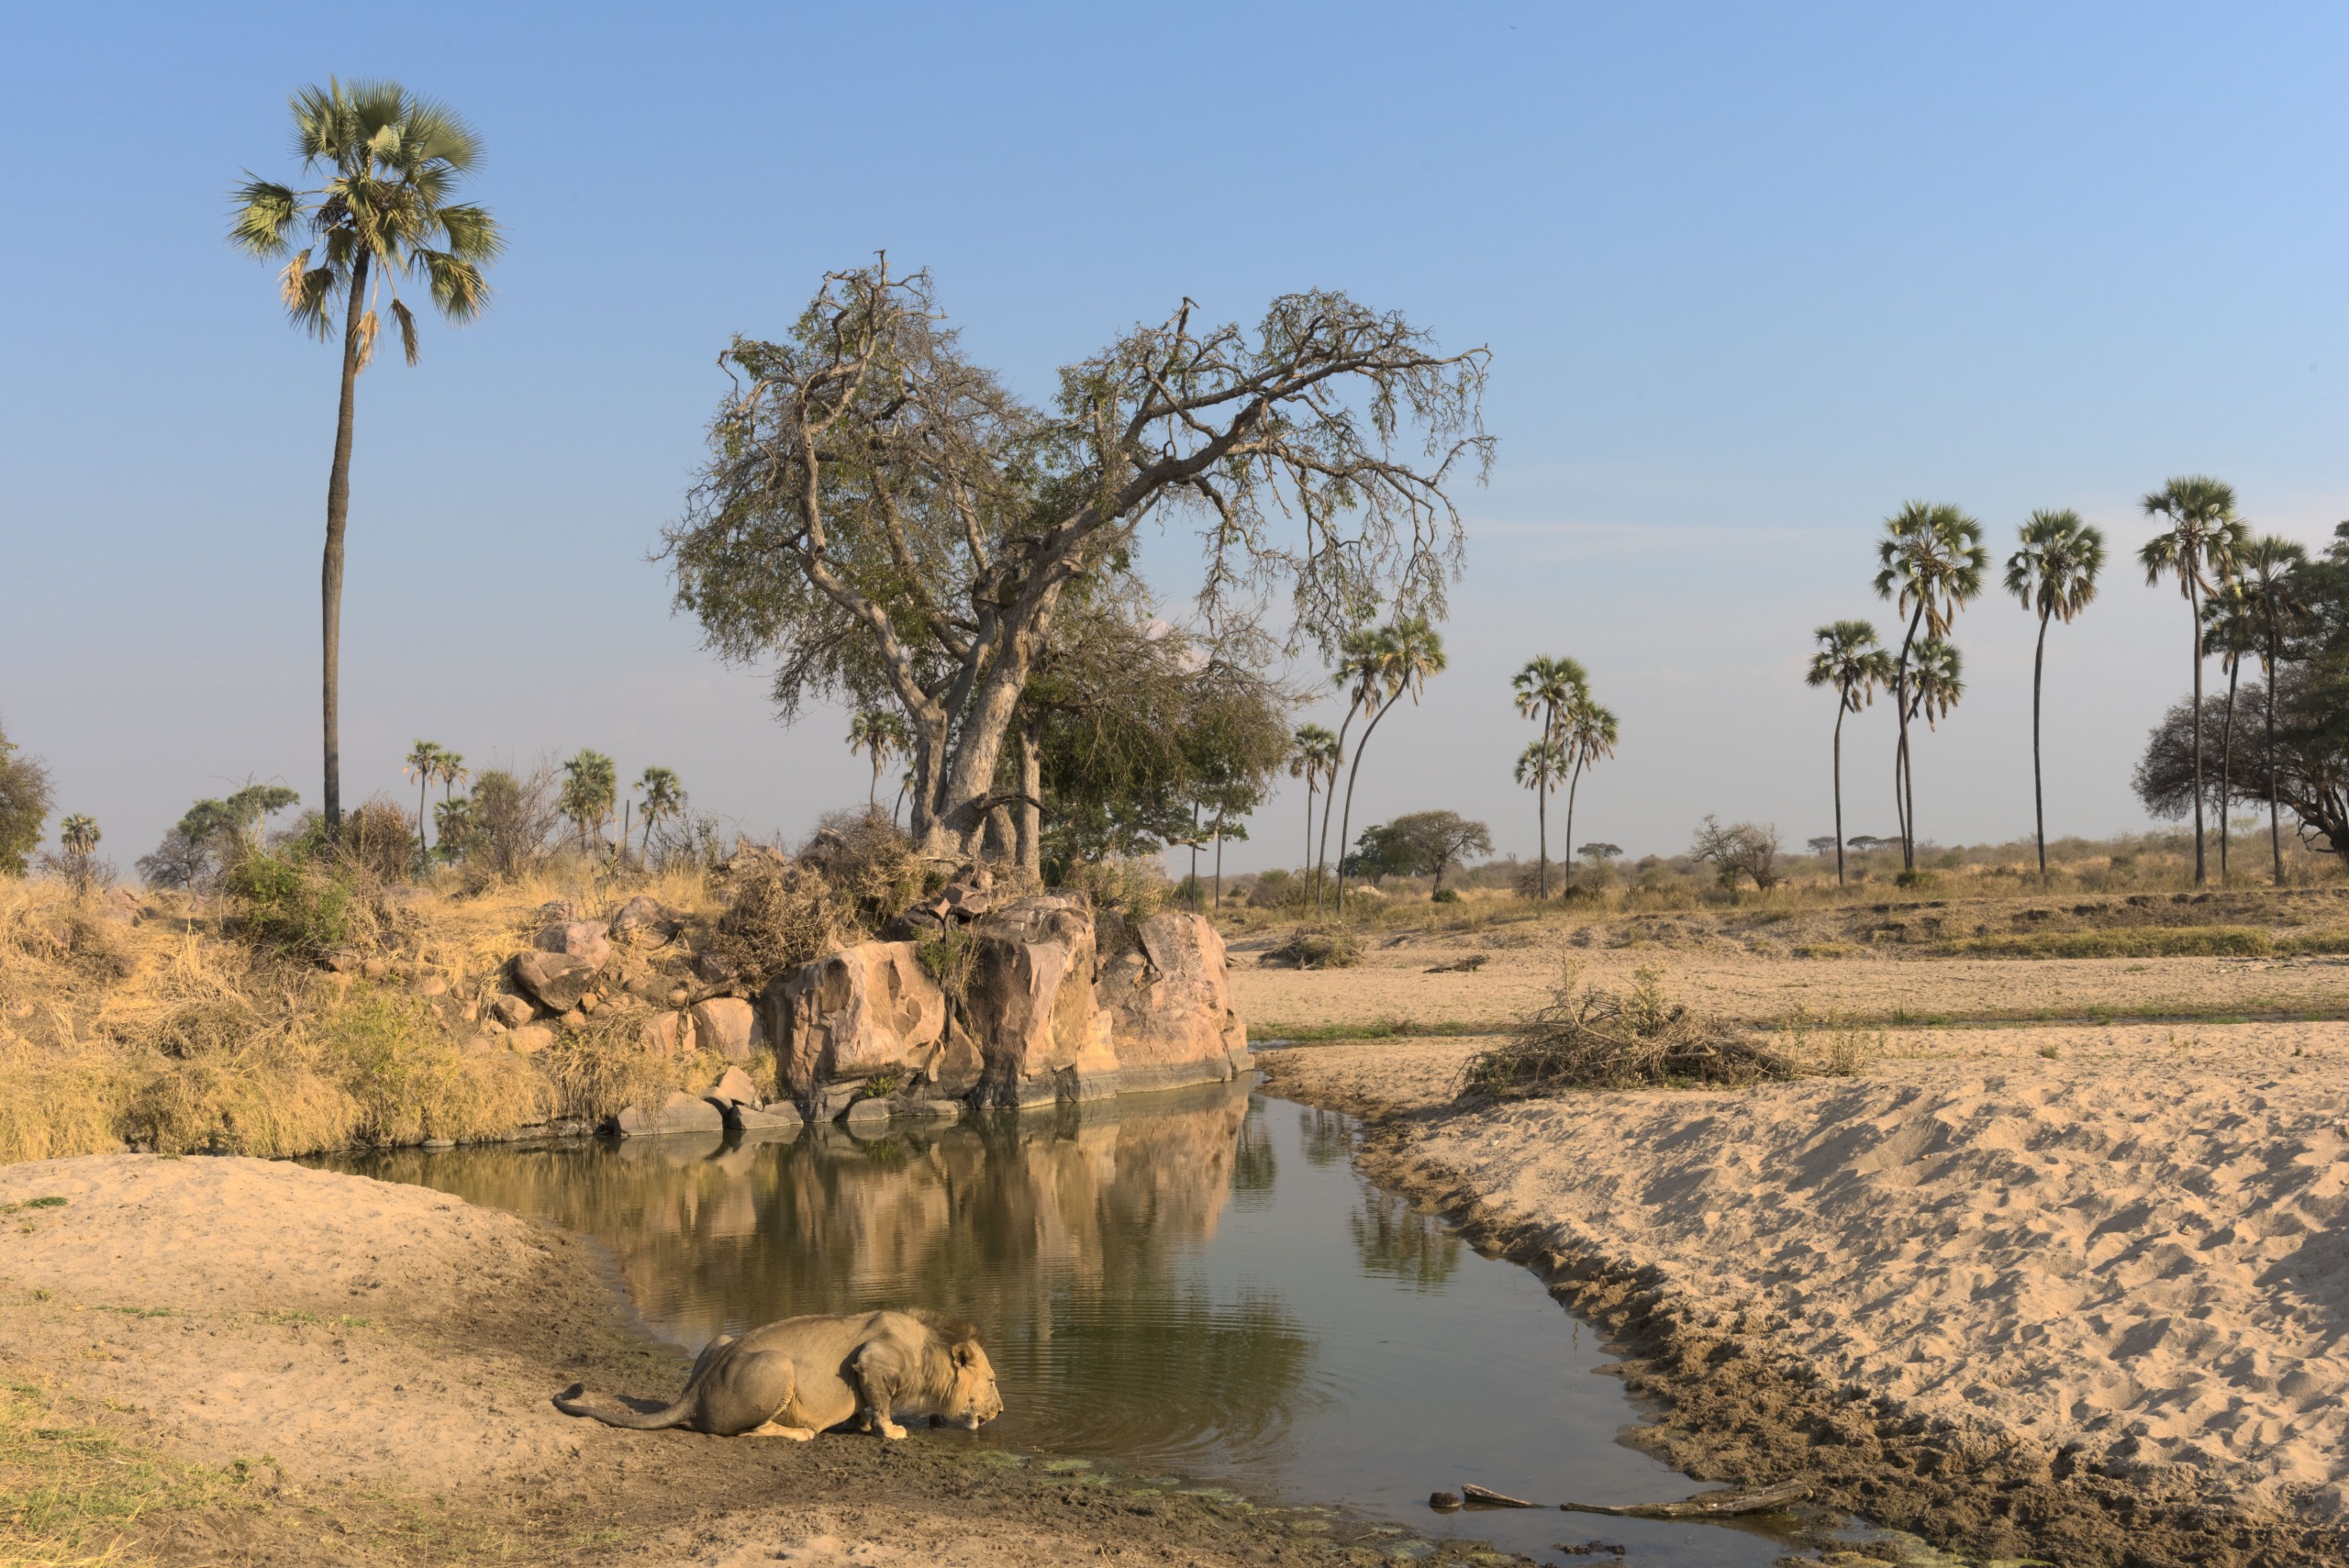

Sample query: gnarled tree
[664,261,1490,857]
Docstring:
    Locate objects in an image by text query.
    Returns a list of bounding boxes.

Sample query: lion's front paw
[877,1418,907,1440]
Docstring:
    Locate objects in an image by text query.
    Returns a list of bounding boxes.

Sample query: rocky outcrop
[766,897,1248,1121]
[763,941,979,1119]
[511,951,601,1012]
[1097,913,1251,1092]
[690,997,758,1062]
[609,895,683,947]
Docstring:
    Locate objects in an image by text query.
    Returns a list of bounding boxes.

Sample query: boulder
[536,920,614,969]
[508,1025,554,1056]
[1097,912,1251,1092]
[615,1091,725,1138]
[728,1102,802,1135]
[638,1012,687,1055]
[842,1097,893,1133]
[690,997,758,1062]
[512,951,600,1012]
[610,895,683,946]
[765,942,949,1101]
[489,993,536,1029]
[965,895,1116,1106]
[706,1065,760,1107]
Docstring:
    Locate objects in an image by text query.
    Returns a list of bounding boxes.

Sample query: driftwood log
[1556,1479,1809,1518]
[1457,1483,1536,1507]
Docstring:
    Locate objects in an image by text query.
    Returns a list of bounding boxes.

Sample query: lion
[552,1308,1002,1440]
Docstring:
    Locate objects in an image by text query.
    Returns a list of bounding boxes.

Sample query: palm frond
[389,296,419,366]
[228,177,304,256]
[354,307,381,372]
[283,259,340,339]
[434,203,503,261]
[397,96,484,171]
[418,251,490,322]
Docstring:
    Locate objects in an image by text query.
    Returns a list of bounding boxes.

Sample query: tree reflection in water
[1299,1107,1351,1167]
[330,1081,1310,1472]
[1348,1190,1462,1289]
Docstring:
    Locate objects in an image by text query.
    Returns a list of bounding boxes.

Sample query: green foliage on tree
[0,720,53,877]
[560,751,618,853]
[1348,810,1492,893]
[1874,502,1987,871]
[2139,476,2249,885]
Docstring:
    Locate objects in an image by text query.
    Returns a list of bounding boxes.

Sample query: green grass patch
[1247,1019,1496,1043]
[0,1380,267,1564]
[0,1199,67,1217]
[1938,926,2349,959]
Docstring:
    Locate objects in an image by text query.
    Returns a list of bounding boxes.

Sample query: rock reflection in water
[336,1081,1309,1471]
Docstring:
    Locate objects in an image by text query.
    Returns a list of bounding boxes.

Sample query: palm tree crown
[2139,476,2247,598]
[1805,621,1895,714]
[60,816,100,857]
[2006,509,2106,624]
[1512,655,1588,743]
[561,751,618,852]
[1875,503,1989,639]
[636,766,684,857]
[230,80,501,365]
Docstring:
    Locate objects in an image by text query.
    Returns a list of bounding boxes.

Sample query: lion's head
[931,1330,1002,1429]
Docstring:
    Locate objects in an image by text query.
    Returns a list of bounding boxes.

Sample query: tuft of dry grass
[1264,928,1364,970]
[1460,964,1793,1097]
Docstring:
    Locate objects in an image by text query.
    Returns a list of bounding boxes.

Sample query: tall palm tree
[229,81,501,840]
[1873,503,1987,872]
[2003,510,2106,881]
[636,766,684,859]
[1315,626,1391,911]
[433,749,469,808]
[1333,617,1446,914]
[1511,655,1589,899]
[1804,620,1896,888]
[402,740,445,865]
[1902,639,1965,771]
[1557,696,1619,893]
[2236,534,2308,884]
[58,815,101,897]
[1514,739,1568,896]
[2140,475,2249,884]
[561,751,618,854]
[847,710,910,809]
[1288,724,1341,905]
[2202,581,2262,882]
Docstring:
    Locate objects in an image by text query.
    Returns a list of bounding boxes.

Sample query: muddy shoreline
[1257,1047,2349,1568]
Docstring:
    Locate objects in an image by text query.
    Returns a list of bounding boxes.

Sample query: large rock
[488,993,536,1029]
[615,1091,726,1137]
[1098,912,1251,1092]
[765,942,951,1103]
[966,895,1117,1107]
[610,895,682,947]
[512,951,601,1012]
[705,1065,760,1107]
[536,920,614,969]
[638,1012,688,1055]
[690,997,758,1062]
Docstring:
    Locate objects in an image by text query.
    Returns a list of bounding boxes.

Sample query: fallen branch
[1458,1483,1537,1507]
[1556,1479,1809,1518]
[1425,953,1487,973]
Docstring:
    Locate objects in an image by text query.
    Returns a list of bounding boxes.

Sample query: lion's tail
[551,1382,694,1430]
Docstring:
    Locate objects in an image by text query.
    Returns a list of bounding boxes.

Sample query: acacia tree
[0,720,53,877]
[1803,620,1894,888]
[2003,510,2105,881]
[666,262,1489,861]
[1510,654,1586,899]
[2140,475,2248,884]
[2237,534,2308,883]
[229,81,500,838]
[1873,503,1987,871]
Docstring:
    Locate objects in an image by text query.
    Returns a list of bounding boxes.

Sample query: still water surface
[329,1083,1809,1566]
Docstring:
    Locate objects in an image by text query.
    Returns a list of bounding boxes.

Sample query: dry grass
[1459,963,1793,1096]
[0,865,734,1167]
[1263,928,1363,970]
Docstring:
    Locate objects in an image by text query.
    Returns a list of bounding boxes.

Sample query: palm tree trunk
[2189,583,2207,884]
[640,808,655,861]
[1536,764,1549,901]
[2032,609,2050,882]
[1188,803,1201,912]
[1333,698,1395,917]
[1303,781,1314,894]
[321,249,372,840]
[1892,605,1923,872]
[1563,754,1585,896]
[1315,708,1360,915]
[2266,619,2284,885]
[417,774,429,867]
[868,757,880,809]
[2219,657,2239,882]
[1831,695,1847,888]
[1213,828,1223,909]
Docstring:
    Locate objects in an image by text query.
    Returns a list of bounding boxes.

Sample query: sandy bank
[0,1153,1479,1567]
[1261,1021,2349,1566]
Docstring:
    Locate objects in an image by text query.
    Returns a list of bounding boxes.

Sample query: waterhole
[329,1083,1816,1566]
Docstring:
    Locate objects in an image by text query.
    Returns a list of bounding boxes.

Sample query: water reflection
[1348,1190,1462,1289]
[334,1082,1310,1471]
[1300,1106,1352,1167]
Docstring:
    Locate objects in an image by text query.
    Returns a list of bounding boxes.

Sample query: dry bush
[1058,854,1170,921]
[337,797,417,883]
[1461,964,1792,1097]
[1265,928,1364,969]
[796,810,934,929]
[537,1012,718,1126]
[704,859,849,994]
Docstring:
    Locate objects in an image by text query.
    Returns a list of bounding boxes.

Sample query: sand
[1263,1018,2349,1530]
[1230,937,2349,1032]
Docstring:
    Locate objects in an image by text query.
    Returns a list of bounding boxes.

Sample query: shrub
[1431,887,1461,904]
[1266,928,1363,969]
[1460,965,1791,1095]
[1059,854,1171,921]
[224,851,352,957]
[797,810,932,929]
[706,857,848,992]
[338,798,417,883]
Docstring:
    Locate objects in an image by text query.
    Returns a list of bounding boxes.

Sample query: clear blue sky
[6,2,2346,873]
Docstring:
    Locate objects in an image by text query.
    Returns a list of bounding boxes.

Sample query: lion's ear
[952,1340,978,1368]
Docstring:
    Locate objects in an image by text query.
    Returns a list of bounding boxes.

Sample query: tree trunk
[1316,708,1361,916]
[1303,780,1314,894]
[867,757,880,809]
[2266,618,2285,885]
[1563,755,1584,897]
[2219,657,2239,882]
[1214,828,1223,908]
[2032,608,2050,882]
[1016,718,1041,879]
[620,801,632,867]
[1188,802,1201,911]
[2189,582,2207,884]
[1831,696,1847,888]
[1536,759,1550,901]
[417,774,429,871]
[1333,697,1396,917]
[1891,604,1923,872]
[321,249,372,840]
